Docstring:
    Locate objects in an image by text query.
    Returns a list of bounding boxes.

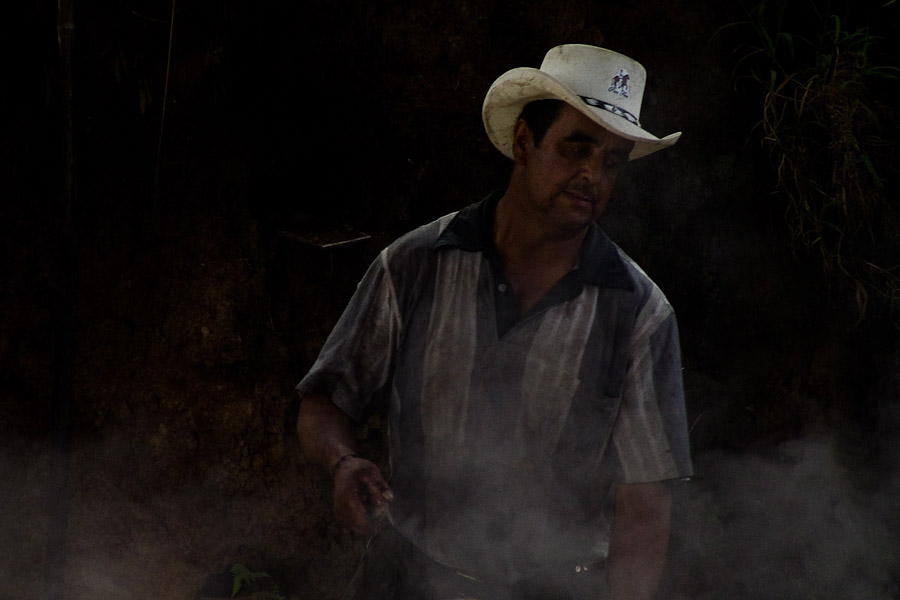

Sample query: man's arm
[297,392,392,535]
[607,481,673,600]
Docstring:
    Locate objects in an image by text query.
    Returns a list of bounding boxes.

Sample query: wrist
[330,453,361,479]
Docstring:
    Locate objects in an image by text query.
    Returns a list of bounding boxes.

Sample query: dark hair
[517,99,565,146]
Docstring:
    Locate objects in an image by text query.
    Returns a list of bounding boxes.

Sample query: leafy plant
[726,0,900,323]
[229,563,285,600]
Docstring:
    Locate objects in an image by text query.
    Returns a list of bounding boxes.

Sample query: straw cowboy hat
[482,44,681,160]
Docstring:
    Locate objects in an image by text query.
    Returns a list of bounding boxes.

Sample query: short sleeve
[611,297,693,483]
[296,250,402,424]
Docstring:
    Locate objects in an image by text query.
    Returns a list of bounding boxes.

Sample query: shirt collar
[435,191,635,291]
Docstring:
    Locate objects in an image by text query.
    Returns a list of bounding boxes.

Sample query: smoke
[666,431,900,599]
[0,436,53,599]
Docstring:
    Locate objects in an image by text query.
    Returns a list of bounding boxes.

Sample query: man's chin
[550,215,594,237]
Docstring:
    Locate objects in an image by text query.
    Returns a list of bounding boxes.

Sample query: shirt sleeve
[295,249,402,424]
[611,294,693,484]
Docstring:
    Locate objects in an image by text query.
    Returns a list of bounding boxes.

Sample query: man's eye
[605,156,624,169]
[563,142,593,159]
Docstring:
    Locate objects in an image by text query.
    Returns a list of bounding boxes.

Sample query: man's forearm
[298,392,393,534]
[607,481,673,600]
[296,392,360,476]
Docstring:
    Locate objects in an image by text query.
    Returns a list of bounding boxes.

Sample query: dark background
[2,0,899,598]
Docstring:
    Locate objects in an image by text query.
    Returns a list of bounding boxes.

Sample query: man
[297,44,692,600]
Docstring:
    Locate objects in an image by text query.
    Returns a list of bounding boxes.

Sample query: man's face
[514,103,635,235]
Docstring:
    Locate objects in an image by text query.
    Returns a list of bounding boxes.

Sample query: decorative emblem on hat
[608,69,630,98]
[580,96,641,127]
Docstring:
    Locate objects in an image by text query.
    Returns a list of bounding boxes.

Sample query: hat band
[579,95,641,128]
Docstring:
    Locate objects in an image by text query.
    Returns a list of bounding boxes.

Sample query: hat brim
[482,67,681,160]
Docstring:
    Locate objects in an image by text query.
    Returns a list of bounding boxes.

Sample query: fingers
[333,458,393,535]
[360,468,394,504]
[337,498,372,536]
[362,475,393,529]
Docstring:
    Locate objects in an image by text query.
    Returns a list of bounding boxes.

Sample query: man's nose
[577,154,604,182]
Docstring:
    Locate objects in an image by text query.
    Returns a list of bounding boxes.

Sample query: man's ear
[512,119,532,166]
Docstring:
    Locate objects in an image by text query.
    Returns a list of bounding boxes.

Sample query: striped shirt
[297,192,692,579]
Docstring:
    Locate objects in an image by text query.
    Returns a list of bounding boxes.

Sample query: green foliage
[727,0,900,324]
[229,564,286,600]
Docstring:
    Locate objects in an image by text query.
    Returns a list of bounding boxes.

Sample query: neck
[492,190,588,315]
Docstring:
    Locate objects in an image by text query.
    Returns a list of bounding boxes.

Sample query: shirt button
[498,284,508,292]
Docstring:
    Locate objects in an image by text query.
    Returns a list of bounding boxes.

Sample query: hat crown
[539,45,646,121]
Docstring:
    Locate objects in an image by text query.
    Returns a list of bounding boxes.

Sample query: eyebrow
[563,130,600,145]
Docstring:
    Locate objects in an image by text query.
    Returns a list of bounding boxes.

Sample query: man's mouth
[565,189,597,207]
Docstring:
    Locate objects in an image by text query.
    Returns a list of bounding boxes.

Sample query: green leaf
[231,564,250,598]
[230,564,275,598]
[865,65,900,80]
[858,155,884,189]
[777,32,795,59]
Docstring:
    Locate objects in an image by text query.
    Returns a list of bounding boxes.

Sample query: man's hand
[332,456,393,535]
[297,394,394,534]
[297,393,393,534]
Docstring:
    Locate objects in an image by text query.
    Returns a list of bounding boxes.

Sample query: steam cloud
[666,432,900,599]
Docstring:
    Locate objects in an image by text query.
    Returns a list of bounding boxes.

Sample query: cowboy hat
[482,44,681,160]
